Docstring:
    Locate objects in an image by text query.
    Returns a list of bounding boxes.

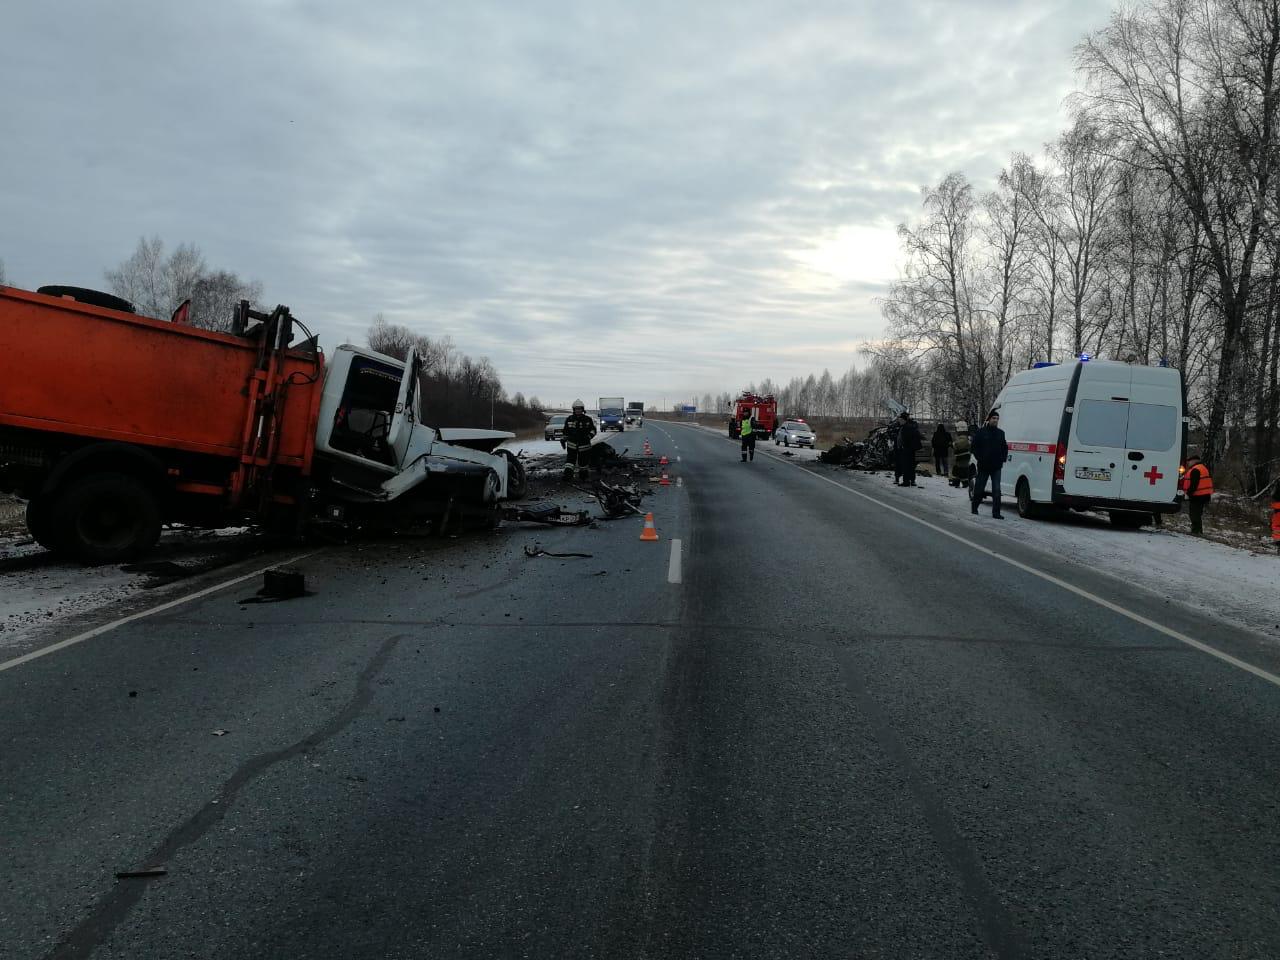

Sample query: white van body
[992,359,1186,521]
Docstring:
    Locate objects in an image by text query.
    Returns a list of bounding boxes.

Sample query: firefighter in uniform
[563,399,597,481]
[1182,454,1213,536]
[739,410,757,462]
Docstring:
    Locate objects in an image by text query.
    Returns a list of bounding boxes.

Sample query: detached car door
[385,347,423,468]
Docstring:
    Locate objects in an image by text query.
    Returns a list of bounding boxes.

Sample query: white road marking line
[0,550,323,675]
[668,539,683,584]
[668,421,1280,691]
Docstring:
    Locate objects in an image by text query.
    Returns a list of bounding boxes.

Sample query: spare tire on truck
[51,472,161,564]
[36,286,136,314]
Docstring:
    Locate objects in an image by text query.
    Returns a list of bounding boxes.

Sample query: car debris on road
[523,544,594,559]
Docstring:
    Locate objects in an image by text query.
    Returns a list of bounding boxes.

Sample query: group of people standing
[893,411,1008,518]
[897,409,1214,531]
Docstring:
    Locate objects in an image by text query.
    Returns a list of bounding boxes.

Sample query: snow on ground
[818,464,1280,641]
[0,553,148,648]
[0,519,266,653]
[678,421,1280,639]
[499,438,566,458]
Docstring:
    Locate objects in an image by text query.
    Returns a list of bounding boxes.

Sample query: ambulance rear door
[1116,366,1182,503]
[1062,362,1131,501]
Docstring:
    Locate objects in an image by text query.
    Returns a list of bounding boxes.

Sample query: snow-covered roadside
[670,422,1280,638]
[820,465,1280,640]
[499,438,566,458]
[0,525,264,652]
[0,554,150,648]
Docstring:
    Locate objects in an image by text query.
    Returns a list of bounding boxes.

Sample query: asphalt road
[4,423,1280,959]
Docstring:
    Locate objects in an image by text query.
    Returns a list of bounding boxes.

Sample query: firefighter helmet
[572,399,585,411]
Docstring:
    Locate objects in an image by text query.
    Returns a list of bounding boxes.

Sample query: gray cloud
[1,0,1113,405]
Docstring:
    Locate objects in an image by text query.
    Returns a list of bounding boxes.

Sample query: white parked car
[774,419,816,448]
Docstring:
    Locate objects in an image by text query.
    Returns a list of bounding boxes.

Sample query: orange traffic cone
[659,455,669,465]
[640,512,659,541]
[659,469,671,486]
[643,440,652,456]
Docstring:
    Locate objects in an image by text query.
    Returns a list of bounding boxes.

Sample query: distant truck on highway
[598,397,625,431]
[626,402,644,426]
[0,285,520,563]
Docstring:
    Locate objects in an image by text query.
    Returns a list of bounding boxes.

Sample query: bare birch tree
[981,155,1039,385]
[1077,0,1280,464]
[883,172,988,417]
[104,236,262,331]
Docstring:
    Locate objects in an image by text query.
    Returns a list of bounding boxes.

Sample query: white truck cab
[993,358,1186,525]
[314,344,512,510]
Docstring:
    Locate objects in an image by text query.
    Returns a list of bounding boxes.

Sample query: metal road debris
[502,504,593,526]
[237,567,311,604]
[523,544,594,559]
[580,480,647,519]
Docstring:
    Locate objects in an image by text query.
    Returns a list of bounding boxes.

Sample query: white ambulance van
[991,358,1186,526]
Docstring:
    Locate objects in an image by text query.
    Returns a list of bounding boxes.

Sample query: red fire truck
[729,393,778,439]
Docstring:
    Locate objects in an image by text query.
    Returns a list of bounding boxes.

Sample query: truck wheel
[36,285,136,314]
[501,450,528,501]
[53,472,161,564]
[25,496,64,553]
[1015,479,1040,520]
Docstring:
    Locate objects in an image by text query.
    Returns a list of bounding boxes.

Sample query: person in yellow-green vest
[739,411,757,462]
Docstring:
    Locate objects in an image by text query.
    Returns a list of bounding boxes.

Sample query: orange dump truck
[0,285,516,562]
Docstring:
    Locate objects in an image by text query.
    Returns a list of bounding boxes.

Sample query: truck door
[1117,368,1181,503]
[1063,364,1130,502]
[385,348,422,468]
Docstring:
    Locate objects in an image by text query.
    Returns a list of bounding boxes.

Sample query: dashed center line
[667,539,683,584]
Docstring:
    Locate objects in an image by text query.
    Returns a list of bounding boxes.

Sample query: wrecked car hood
[436,428,515,453]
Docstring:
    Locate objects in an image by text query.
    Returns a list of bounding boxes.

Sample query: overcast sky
[1,0,1113,407]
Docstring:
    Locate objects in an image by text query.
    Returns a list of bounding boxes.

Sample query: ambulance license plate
[1075,466,1111,481]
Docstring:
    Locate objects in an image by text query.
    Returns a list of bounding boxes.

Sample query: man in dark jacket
[894,413,922,486]
[931,423,952,476]
[970,411,1008,518]
[563,399,597,481]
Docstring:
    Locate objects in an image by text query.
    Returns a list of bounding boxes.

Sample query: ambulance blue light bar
[1079,353,1091,361]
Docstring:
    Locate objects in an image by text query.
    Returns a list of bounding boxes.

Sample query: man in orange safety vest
[1181,454,1213,536]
